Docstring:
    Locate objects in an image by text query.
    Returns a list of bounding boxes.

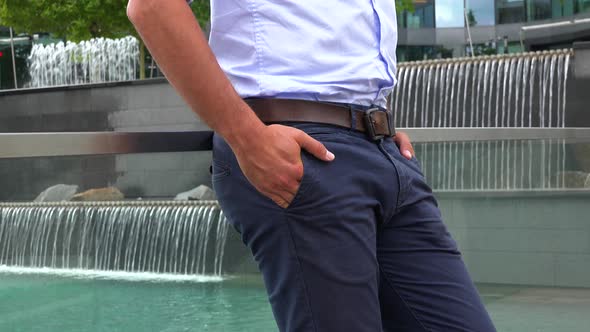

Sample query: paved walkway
[480,284,590,332]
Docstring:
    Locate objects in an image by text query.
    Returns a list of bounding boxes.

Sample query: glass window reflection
[526,0,579,20]
[527,0,552,20]
[399,0,435,28]
[499,0,582,23]
[577,0,590,13]
[496,0,526,24]
[554,0,575,17]
[397,0,590,28]
[466,0,496,26]
[435,0,465,27]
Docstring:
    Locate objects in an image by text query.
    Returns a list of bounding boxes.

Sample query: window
[552,0,575,17]
[576,0,590,13]
[435,0,465,27]
[466,0,496,26]
[527,0,552,20]
[525,1,579,21]
[496,0,582,23]
[496,0,526,24]
[399,0,435,28]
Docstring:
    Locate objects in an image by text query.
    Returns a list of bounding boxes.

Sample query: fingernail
[403,150,412,159]
[326,151,335,161]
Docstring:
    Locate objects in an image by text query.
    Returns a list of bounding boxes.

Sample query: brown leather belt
[245,98,395,140]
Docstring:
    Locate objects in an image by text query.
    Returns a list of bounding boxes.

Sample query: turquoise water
[1,270,589,332]
[0,271,275,332]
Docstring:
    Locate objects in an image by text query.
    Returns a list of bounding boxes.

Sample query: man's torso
[208,0,398,107]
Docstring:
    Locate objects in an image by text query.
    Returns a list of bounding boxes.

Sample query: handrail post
[9,27,18,89]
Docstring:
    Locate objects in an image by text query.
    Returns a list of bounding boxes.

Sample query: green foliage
[0,0,211,41]
[472,44,497,56]
[0,0,412,40]
[466,9,477,27]
[0,0,131,41]
[395,0,415,13]
[190,0,210,29]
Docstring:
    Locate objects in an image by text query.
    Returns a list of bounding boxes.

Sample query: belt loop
[349,106,357,130]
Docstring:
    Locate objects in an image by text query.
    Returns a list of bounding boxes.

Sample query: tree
[0,1,132,41]
[2,0,411,38]
[0,0,210,79]
[466,9,477,27]
[0,0,411,80]
[396,0,415,13]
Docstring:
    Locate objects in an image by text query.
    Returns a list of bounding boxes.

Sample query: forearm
[127,0,264,148]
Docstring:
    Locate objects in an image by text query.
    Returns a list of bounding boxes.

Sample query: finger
[266,180,299,207]
[394,132,414,160]
[273,196,289,209]
[280,178,300,197]
[294,131,335,161]
[271,191,292,209]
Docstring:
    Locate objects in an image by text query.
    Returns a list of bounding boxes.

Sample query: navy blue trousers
[212,123,496,332]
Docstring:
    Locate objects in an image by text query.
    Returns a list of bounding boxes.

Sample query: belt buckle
[364,108,395,141]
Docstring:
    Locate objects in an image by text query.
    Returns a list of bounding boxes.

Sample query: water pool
[1,269,589,332]
[0,270,275,332]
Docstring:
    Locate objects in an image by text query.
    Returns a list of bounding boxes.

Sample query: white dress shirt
[189,0,398,107]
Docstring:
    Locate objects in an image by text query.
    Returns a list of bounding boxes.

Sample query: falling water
[0,201,229,277]
[391,49,572,128]
[27,36,140,88]
[415,140,568,191]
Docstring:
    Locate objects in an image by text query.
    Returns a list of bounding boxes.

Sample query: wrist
[218,103,267,152]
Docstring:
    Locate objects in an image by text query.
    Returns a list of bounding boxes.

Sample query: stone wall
[2,78,590,287]
[2,75,590,200]
[0,79,211,201]
[438,191,590,288]
[221,191,590,288]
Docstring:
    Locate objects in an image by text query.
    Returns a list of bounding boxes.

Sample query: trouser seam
[377,141,403,214]
[282,211,319,332]
[379,266,434,332]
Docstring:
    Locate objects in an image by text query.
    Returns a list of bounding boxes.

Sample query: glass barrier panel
[1,140,589,331]
[417,139,590,332]
[414,139,588,191]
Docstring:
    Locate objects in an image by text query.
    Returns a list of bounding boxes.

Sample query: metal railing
[1,128,590,159]
[0,131,213,158]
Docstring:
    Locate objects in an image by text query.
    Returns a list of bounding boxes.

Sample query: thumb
[394,133,414,160]
[294,131,335,162]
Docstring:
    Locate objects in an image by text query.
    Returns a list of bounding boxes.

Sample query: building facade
[3,1,590,89]
[397,0,590,61]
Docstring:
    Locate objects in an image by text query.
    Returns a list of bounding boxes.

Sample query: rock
[175,185,217,201]
[556,171,590,188]
[573,144,590,173]
[71,187,125,201]
[34,184,79,202]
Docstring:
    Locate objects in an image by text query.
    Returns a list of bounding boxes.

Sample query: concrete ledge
[0,77,168,97]
[574,41,590,79]
[435,189,590,198]
[438,191,590,287]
